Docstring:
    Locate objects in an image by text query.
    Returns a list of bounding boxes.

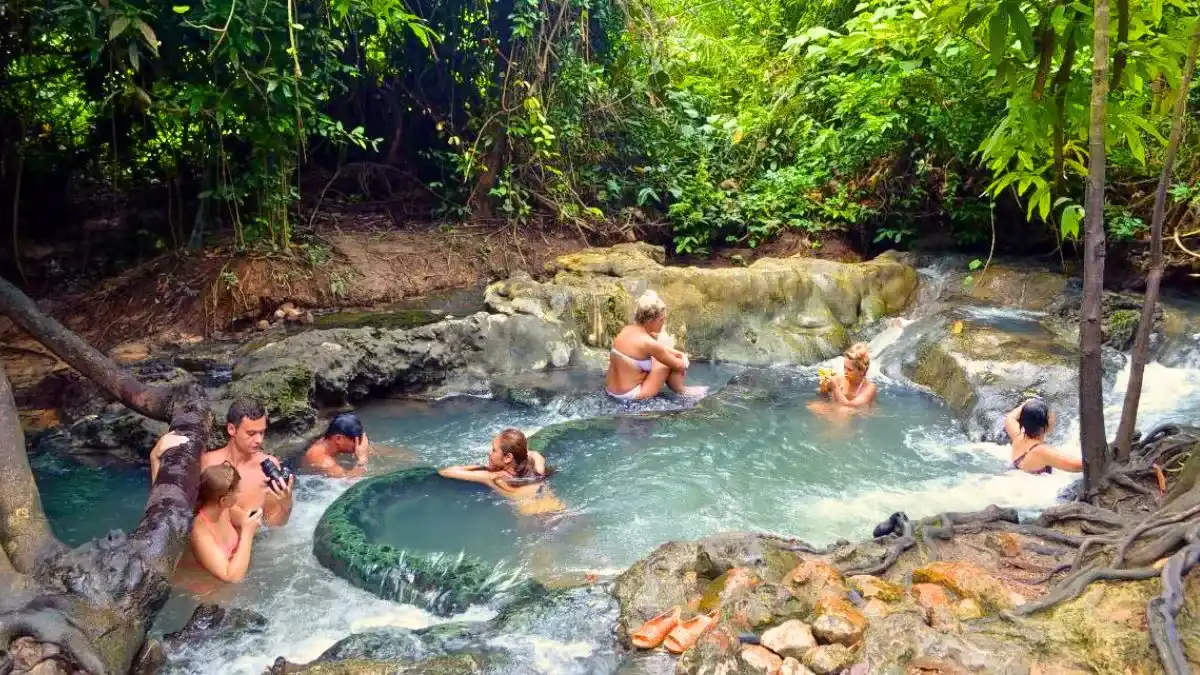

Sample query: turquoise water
[351,369,992,576]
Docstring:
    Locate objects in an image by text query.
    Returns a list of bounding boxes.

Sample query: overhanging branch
[0,276,172,422]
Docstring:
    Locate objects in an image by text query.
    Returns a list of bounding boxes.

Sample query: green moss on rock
[312,469,539,616]
[313,310,443,331]
[227,363,316,433]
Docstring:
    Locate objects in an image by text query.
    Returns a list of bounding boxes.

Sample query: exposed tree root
[0,276,212,675]
[842,513,914,576]
[1035,502,1130,530]
[1114,503,1200,567]
[1147,524,1200,675]
[1009,566,1160,617]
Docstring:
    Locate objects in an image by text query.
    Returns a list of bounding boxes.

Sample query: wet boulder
[614,534,804,646]
[860,612,1031,675]
[888,309,1079,442]
[486,244,917,365]
[230,312,580,436]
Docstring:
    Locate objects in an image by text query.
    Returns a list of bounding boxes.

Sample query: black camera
[261,459,292,489]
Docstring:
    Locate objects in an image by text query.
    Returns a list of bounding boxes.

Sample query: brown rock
[906,656,971,674]
[741,645,783,675]
[984,532,1022,558]
[256,319,271,331]
[912,562,1014,611]
[802,644,856,675]
[847,575,904,602]
[861,598,891,619]
[911,583,954,626]
[18,408,60,432]
[780,657,816,675]
[788,559,845,594]
[811,612,864,647]
[109,341,151,365]
[952,598,984,621]
[761,620,817,660]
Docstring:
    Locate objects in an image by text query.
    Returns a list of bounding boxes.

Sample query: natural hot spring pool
[330,367,1053,595]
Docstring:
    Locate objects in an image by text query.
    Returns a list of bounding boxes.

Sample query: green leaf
[988,9,1008,64]
[172,5,190,13]
[1126,128,1146,165]
[134,19,158,54]
[1005,3,1035,59]
[968,258,983,271]
[109,16,130,40]
[1037,189,1051,220]
[128,42,140,70]
[1061,204,1083,239]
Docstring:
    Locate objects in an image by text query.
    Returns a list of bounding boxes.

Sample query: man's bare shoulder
[199,446,232,468]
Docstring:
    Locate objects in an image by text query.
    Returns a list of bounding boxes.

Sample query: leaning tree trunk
[1079,0,1112,496]
[1114,25,1200,461]
[0,276,209,675]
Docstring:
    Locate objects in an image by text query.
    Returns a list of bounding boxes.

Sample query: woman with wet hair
[184,462,263,583]
[605,290,706,402]
[438,429,563,515]
[1004,398,1082,474]
[817,342,877,408]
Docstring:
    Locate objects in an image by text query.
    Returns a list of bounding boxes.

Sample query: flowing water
[28,300,1200,675]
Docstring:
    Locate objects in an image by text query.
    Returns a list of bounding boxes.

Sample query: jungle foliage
[1,0,1198,258]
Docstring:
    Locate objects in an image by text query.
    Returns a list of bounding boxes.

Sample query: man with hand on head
[303,412,370,478]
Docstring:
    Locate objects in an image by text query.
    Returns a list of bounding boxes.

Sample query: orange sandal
[664,610,719,654]
[631,606,682,649]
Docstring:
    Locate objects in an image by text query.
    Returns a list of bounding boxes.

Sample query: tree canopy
[1,0,1198,260]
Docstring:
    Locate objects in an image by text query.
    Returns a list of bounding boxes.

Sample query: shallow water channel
[29,320,1200,674]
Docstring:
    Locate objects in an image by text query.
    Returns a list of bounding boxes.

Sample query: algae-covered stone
[889,311,1079,442]
[861,612,1030,675]
[312,468,538,616]
[801,644,856,675]
[271,654,481,675]
[487,244,917,365]
[912,562,1014,612]
[230,312,580,435]
[675,624,743,675]
[779,657,815,675]
[846,575,904,602]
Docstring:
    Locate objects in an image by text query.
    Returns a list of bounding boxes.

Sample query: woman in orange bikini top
[187,462,263,583]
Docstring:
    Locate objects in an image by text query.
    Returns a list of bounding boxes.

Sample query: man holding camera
[150,397,294,527]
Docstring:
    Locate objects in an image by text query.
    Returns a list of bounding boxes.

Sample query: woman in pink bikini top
[187,462,263,583]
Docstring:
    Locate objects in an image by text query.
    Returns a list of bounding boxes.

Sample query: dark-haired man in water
[302,413,370,478]
[151,398,294,527]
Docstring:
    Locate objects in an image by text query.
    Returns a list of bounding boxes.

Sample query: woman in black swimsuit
[1004,398,1082,474]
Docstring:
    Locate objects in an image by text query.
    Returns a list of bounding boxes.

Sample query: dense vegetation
[1,0,1198,265]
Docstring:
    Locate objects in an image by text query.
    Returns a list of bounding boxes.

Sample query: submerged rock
[486,244,917,365]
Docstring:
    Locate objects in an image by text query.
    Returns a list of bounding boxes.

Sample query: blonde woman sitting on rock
[605,290,707,402]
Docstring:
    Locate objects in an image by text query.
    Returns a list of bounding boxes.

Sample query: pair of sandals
[630,607,719,654]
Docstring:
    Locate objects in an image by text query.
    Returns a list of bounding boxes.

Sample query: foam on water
[156,476,494,674]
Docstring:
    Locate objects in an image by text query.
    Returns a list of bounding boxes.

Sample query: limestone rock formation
[486,243,917,365]
[228,311,578,433]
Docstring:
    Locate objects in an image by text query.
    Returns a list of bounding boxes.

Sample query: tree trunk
[1114,26,1200,461]
[0,276,209,675]
[1079,0,1111,496]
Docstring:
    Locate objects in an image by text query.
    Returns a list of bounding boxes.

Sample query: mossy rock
[313,310,443,331]
[312,468,540,616]
[226,363,316,434]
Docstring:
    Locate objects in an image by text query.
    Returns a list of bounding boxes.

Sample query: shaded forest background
[2,0,1199,301]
